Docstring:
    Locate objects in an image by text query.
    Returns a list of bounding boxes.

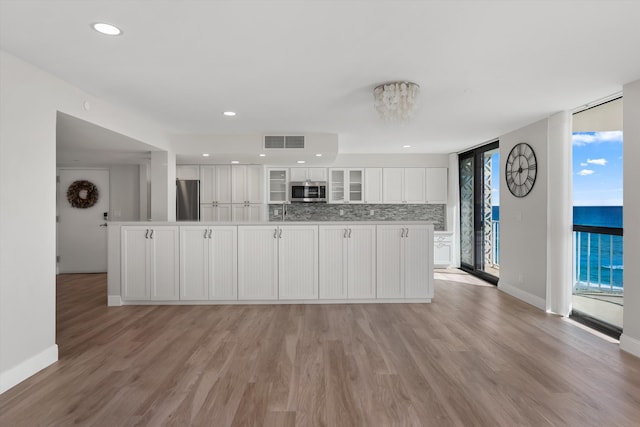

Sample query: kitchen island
[107,221,434,306]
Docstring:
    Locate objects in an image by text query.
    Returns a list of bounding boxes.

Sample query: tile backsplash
[269,203,446,231]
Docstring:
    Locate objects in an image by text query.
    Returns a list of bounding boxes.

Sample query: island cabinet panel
[238,226,279,300]
[179,225,238,300]
[122,226,179,301]
[278,225,318,300]
[376,224,432,299]
[320,225,376,299]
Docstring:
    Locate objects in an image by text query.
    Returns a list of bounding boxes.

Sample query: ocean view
[492,206,623,290]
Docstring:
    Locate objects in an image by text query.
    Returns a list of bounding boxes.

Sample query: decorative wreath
[67,180,99,208]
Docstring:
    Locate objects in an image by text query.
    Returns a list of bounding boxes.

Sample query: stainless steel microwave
[290,181,327,202]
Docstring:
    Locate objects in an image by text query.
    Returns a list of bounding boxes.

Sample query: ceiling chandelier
[373,81,420,122]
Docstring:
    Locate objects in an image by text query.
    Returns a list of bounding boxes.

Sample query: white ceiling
[2,0,640,158]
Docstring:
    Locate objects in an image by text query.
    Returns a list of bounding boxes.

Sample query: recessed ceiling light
[202,153,210,157]
[92,22,122,36]
[297,160,306,164]
[231,160,239,164]
[402,145,411,148]
[315,154,322,157]
[223,111,236,117]
[259,154,266,157]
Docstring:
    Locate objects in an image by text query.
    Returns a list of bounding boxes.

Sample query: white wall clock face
[505,142,537,198]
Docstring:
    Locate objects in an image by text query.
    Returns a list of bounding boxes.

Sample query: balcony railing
[573,225,623,294]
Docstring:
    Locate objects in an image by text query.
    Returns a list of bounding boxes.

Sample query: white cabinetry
[200,165,232,204]
[237,225,318,300]
[329,168,364,203]
[364,168,383,204]
[434,231,453,267]
[267,168,289,203]
[376,224,432,299]
[121,226,179,300]
[290,167,327,182]
[180,226,237,300]
[201,204,232,222]
[383,168,426,204]
[426,168,448,204]
[319,225,376,299]
[232,204,265,222]
[176,165,199,180]
[232,165,263,204]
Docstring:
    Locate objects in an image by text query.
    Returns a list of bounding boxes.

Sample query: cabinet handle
[279,229,283,238]
[274,229,278,238]
[344,229,347,238]
[150,229,154,239]
[204,229,208,239]
[405,228,409,238]
[348,229,352,238]
[145,229,149,239]
[208,229,213,239]
[400,228,405,238]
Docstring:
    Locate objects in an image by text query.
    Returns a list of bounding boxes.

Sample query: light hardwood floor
[1,271,639,426]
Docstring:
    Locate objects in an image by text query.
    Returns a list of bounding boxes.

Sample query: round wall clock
[505,142,537,198]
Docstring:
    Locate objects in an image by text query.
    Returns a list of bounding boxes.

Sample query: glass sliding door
[459,141,500,283]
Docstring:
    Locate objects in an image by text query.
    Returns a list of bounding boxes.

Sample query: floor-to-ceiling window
[571,97,623,337]
[459,141,499,284]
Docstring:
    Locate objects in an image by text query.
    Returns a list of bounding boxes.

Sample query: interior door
[58,168,109,273]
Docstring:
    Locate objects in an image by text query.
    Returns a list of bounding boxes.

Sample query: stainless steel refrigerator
[176,180,200,221]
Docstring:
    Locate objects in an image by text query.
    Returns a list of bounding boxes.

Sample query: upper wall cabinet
[200,165,232,204]
[426,168,448,204]
[329,168,364,204]
[290,167,327,182]
[176,165,199,180]
[364,168,383,204]
[267,168,289,203]
[383,168,426,204]
[232,165,264,204]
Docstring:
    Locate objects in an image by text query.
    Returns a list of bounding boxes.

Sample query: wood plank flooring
[1,271,639,426]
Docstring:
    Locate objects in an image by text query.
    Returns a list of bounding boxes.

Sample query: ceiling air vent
[263,135,305,149]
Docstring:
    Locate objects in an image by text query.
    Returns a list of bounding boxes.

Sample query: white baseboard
[620,334,640,358]
[107,295,122,306]
[0,344,58,394]
[498,282,546,311]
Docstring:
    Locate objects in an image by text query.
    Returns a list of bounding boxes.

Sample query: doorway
[57,169,110,273]
[459,141,500,284]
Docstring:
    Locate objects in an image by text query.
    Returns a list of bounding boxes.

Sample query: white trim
[620,334,640,358]
[0,345,58,394]
[498,282,546,311]
[118,298,432,305]
[107,295,122,306]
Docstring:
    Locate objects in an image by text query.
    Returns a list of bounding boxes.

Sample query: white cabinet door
[278,226,318,300]
[308,168,327,182]
[232,204,247,222]
[180,226,210,300]
[347,225,376,299]
[215,165,232,203]
[149,227,179,300]
[246,165,264,203]
[348,169,364,203]
[289,167,308,182]
[200,166,216,204]
[404,225,431,299]
[382,168,404,204]
[201,204,233,221]
[403,168,426,203]
[231,165,247,203]
[246,204,265,222]
[434,232,453,267]
[376,225,404,298]
[210,226,238,300]
[319,226,348,299]
[426,168,448,204]
[329,168,345,203]
[268,168,288,203]
[121,227,150,300]
[364,168,383,204]
[176,165,199,180]
[238,226,279,300]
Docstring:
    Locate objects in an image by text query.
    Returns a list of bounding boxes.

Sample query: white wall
[498,119,549,309]
[0,50,170,393]
[110,165,140,221]
[621,79,640,357]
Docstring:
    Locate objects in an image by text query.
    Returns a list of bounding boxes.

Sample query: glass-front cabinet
[329,168,364,203]
[267,168,288,203]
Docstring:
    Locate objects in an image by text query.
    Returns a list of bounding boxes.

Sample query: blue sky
[573,131,623,206]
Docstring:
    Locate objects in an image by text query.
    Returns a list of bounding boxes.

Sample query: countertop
[108,220,437,227]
